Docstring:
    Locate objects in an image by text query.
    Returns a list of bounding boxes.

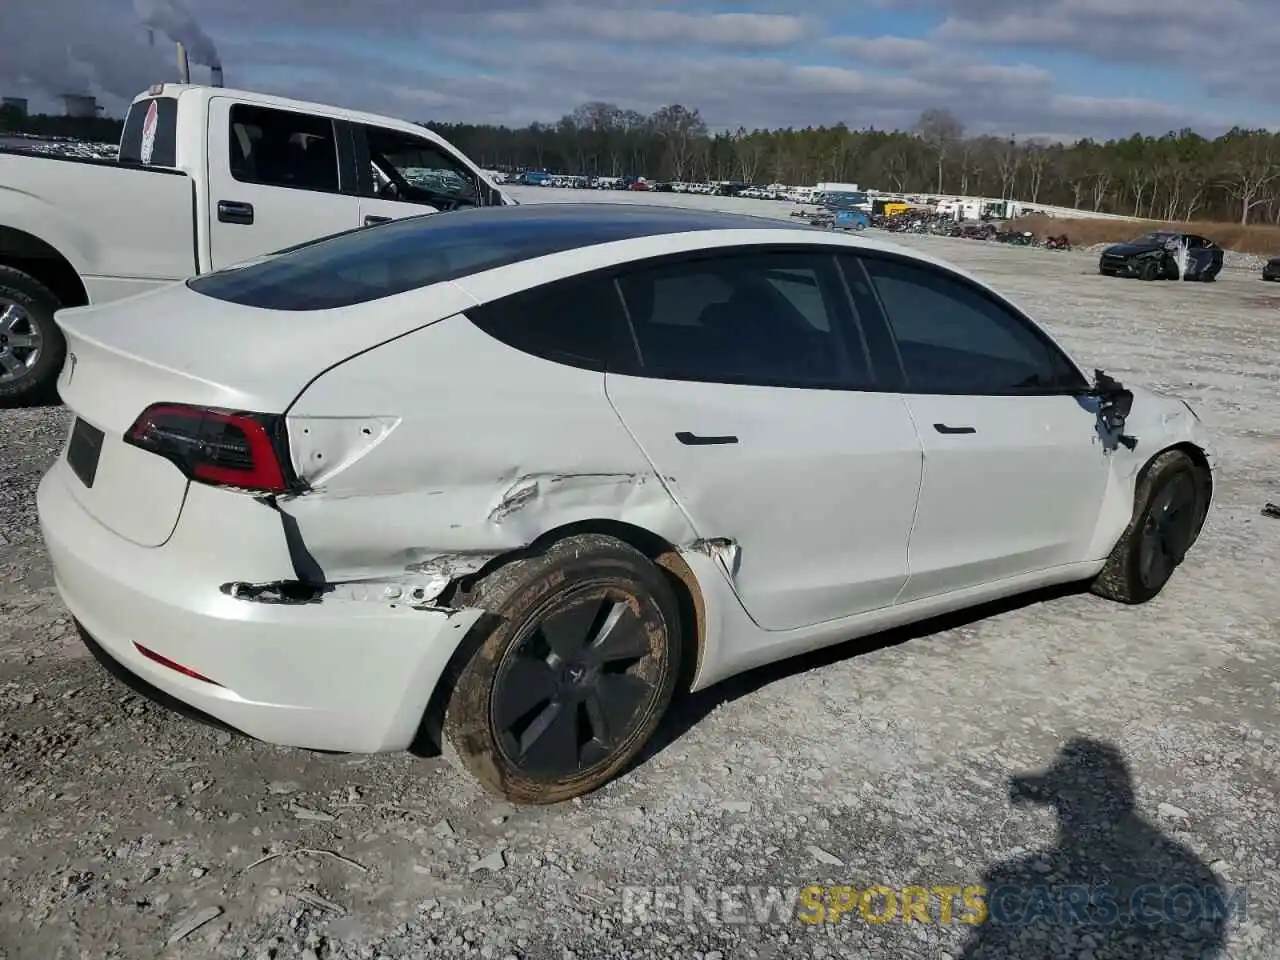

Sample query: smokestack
[62,94,99,118]
[210,65,223,87]
[177,41,190,83]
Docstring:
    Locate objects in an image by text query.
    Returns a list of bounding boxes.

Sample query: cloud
[914,0,1280,102]
[0,0,1270,139]
[486,7,811,49]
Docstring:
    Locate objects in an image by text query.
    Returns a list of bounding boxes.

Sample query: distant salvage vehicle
[1262,257,1280,281]
[1098,232,1223,282]
[0,83,510,403]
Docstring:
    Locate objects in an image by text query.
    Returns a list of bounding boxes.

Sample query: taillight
[125,403,293,494]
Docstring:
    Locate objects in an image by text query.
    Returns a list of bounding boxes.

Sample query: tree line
[0,105,124,147]
[5,100,1278,225]
[434,105,1280,226]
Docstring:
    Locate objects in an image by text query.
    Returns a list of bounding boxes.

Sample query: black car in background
[1263,256,1280,281]
[1098,231,1224,281]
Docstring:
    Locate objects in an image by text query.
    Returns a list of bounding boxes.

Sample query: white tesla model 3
[38,204,1214,803]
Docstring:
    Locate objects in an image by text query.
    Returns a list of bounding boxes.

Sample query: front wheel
[1091,450,1211,604]
[441,534,683,804]
[1139,259,1161,281]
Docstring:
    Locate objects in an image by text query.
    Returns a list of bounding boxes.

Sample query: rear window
[187,210,662,311]
[119,97,178,167]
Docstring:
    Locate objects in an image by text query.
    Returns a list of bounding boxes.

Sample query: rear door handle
[217,200,254,225]
[676,431,738,445]
[933,423,976,435]
[364,215,392,225]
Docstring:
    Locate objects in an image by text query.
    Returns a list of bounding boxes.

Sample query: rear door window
[615,249,872,389]
[228,105,341,194]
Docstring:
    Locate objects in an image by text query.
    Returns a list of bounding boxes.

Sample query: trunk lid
[54,279,476,547]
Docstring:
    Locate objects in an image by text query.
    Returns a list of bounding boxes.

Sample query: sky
[1,0,1278,142]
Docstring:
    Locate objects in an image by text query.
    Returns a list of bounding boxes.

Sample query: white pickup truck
[0,83,511,403]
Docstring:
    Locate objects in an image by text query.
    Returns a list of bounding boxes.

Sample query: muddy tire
[0,266,66,406]
[440,533,682,804]
[1091,450,1211,604]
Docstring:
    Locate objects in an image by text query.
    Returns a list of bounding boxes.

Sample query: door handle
[217,200,254,225]
[933,423,976,435]
[364,215,392,226]
[676,431,738,445]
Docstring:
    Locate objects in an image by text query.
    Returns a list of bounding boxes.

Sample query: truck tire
[1090,450,1211,605]
[0,267,66,405]
[440,533,682,804]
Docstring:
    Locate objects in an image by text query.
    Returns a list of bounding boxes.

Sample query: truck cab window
[228,105,340,193]
[362,125,479,210]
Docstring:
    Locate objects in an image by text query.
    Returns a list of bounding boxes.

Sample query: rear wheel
[1091,450,1210,604]
[0,267,66,405]
[441,534,682,804]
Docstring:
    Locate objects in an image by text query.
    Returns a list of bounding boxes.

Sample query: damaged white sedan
[39,203,1215,803]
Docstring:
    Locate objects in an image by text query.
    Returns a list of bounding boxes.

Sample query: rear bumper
[38,458,482,753]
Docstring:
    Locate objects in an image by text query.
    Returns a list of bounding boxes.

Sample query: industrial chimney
[177,42,190,84]
[62,94,100,118]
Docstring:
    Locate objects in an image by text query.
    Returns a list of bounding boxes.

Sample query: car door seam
[601,372,765,627]
[892,393,928,606]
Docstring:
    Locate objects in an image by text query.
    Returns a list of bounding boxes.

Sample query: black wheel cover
[490,581,661,780]
[1137,473,1198,590]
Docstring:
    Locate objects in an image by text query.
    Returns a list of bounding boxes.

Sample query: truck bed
[0,150,198,298]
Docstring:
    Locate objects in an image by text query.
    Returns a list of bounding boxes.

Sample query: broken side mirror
[1092,369,1137,450]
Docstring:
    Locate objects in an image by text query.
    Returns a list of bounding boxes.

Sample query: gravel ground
[2,191,1279,959]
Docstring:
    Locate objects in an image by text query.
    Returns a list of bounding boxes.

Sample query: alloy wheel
[0,300,43,385]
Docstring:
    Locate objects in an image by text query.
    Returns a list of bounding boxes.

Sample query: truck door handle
[676,431,738,445]
[364,215,392,226]
[217,201,254,225]
[933,423,976,435]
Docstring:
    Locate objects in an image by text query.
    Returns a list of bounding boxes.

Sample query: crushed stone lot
[2,192,1279,959]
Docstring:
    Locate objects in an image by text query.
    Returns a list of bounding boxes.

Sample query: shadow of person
[959,738,1233,959]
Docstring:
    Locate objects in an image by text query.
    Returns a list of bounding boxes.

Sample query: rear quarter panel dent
[277,316,697,583]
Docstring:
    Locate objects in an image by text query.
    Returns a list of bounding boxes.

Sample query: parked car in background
[40,204,1214,804]
[1262,256,1280,281]
[1098,231,1223,282]
[0,83,509,403]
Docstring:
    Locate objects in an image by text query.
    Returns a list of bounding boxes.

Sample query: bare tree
[914,108,964,194]
[649,104,707,181]
[1218,130,1280,224]
[1021,140,1052,203]
[731,127,766,183]
[996,136,1020,200]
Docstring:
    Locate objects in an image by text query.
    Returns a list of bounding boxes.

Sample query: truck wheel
[0,267,66,405]
[441,533,682,804]
[1090,450,1210,605]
